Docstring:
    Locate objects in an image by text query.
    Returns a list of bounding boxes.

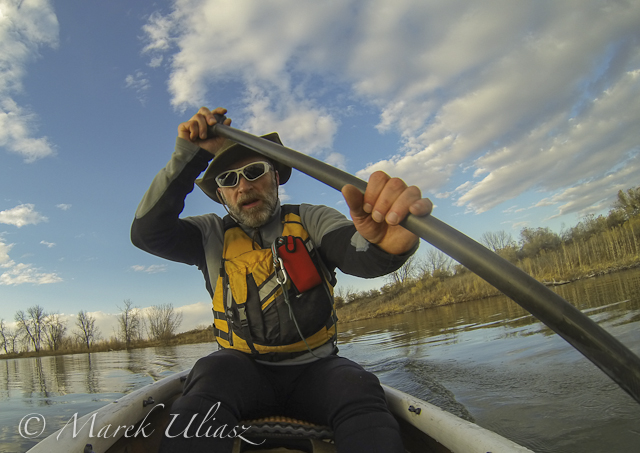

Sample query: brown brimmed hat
[195,132,291,203]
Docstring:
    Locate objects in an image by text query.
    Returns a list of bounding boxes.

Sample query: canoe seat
[232,415,335,453]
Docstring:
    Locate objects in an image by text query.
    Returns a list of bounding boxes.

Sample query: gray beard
[226,183,278,228]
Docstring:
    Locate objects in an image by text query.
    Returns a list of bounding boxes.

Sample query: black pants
[159,349,404,452]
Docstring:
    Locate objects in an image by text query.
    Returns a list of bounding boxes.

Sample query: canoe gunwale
[26,369,189,453]
[27,369,532,453]
[382,385,534,453]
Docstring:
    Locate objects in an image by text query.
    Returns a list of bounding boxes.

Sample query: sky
[1,0,639,338]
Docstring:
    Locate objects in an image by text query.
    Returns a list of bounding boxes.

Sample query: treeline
[4,188,639,352]
[0,299,192,358]
[336,187,640,322]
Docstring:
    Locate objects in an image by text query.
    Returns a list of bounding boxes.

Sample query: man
[131,107,432,452]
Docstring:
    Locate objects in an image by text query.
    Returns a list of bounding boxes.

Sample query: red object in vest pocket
[275,236,323,293]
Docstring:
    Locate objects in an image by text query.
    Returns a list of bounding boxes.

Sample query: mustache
[236,193,266,207]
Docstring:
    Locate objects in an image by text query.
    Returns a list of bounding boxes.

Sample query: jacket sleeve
[300,204,418,279]
[130,138,212,270]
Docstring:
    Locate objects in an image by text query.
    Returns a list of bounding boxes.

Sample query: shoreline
[3,262,639,360]
[335,261,640,323]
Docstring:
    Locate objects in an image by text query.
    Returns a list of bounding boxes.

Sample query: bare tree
[146,303,183,342]
[75,310,101,349]
[117,299,143,348]
[43,313,67,351]
[481,230,516,252]
[419,248,454,277]
[387,255,419,285]
[334,286,348,302]
[333,286,348,309]
[0,322,19,354]
[0,319,12,353]
[15,305,47,352]
[0,319,6,353]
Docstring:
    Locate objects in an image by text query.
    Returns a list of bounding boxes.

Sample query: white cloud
[241,86,338,156]
[131,264,168,274]
[56,203,72,211]
[141,0,640,220]
[176,301,213,331]
[141,11,174,55]
[148,55,163,68]
[0,262,62,285]
[0,237,61,285]
[457,70,640,214]
[325,152,347,171]
[539,165,637,220]
[0,0,59,162]
[140,1,342,158]
[125,71,150,91]
[0,99,56,162]
[278,187,290,203]
[0,240,13,267]
[0,204,48,227]
[511,221,530,231]
[40,240,55,248]
[125,70,151,105]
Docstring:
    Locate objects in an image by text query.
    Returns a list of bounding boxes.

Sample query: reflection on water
[0,343,217,452]
[337,269,640,453]
[1,270,640,452]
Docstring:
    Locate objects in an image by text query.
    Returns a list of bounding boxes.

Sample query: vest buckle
[272,241,289,285]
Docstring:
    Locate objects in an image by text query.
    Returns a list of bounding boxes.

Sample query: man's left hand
[342,171,432,255]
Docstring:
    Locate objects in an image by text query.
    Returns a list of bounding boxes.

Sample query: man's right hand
[177,106,232,156]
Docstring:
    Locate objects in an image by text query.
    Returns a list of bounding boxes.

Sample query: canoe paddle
[208,116,640,404]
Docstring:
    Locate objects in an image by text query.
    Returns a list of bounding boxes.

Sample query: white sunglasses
[215,161,272,188]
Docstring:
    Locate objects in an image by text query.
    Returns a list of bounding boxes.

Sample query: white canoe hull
[28,368,532,453]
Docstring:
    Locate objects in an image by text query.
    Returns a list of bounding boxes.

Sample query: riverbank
[5,196,638,360]
[335,259,640,323]
[0,327,215,360]
[4,272,639,453]
[3,260,638,360]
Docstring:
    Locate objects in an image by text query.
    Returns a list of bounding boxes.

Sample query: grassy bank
[6,187,640,358]
[0,327,215,360]
[5,206,639,359]
[336,260,640,323]
[4,260,639,360]
[337,208,640,322]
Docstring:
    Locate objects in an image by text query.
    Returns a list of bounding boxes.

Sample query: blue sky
[1,0,639,336]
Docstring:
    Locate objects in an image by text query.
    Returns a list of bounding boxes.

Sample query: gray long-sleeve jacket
[131,138,416,304]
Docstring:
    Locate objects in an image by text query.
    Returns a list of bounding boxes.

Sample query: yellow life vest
[212,206,336,361]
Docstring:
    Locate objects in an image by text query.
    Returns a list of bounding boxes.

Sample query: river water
[2,269,640,452]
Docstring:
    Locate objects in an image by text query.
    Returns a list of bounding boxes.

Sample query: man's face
[218,156,279,228]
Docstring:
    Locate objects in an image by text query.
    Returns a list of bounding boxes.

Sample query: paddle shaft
[209,121,640,404]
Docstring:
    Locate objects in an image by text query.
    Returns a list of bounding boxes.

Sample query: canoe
[27,368,532,453]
